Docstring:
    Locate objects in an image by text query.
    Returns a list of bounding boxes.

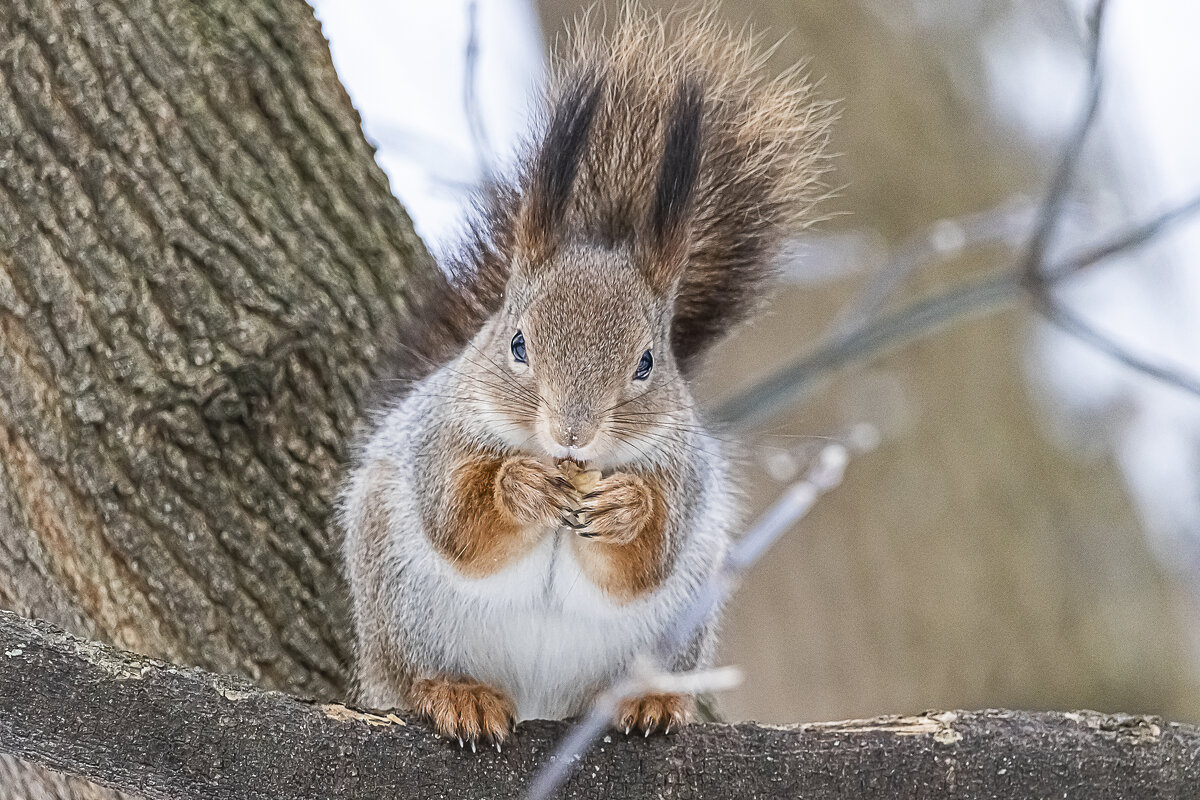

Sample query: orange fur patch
[571,471,671,603]
[427,457,538,578]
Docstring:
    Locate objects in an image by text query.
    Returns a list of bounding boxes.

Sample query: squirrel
[340,7,829,749]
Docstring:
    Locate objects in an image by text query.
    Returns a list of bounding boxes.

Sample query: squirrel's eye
[511,330,527,364]
[634,349,653,380]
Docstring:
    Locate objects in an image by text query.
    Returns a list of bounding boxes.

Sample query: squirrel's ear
[643,77,704,295]
[516,69,605,267]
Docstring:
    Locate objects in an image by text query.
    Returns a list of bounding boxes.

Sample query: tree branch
[1038,297,1200,398]
[713,192,1200,430]
[714,0,1200,431]
[1,610,1197,800]
[1020,0,1108,281]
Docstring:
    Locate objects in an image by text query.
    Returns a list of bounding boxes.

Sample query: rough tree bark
[3,611,1198,800]
[0,0,431,795]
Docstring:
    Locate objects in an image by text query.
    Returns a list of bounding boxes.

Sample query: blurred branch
[1020,0,1108,281]
[829,201,1038,338]
[714,273,1018,429]
[714,193,1200,430]
[1044,192,1200,281]
[526,431,874,800]
[1038,297,1200,398]
[464,0,493,180]
[715,0,1200,431]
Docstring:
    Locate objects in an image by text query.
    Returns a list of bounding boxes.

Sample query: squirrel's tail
[551,7,832,372]
[385,7,831,386]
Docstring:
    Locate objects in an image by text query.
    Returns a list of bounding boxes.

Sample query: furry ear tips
[652,77,705,245]
[645,76,705,293]
[518,69,606,262]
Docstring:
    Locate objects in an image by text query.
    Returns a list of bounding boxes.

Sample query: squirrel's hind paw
[411,676,516,749]
[616,693,691,737]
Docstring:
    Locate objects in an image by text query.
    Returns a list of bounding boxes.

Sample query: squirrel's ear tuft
[643,77,704,294]
[517,69,605,265]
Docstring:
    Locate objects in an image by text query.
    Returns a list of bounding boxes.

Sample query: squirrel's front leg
[413,454,577,748]
[426,454,577,577]
[569,471,671,602]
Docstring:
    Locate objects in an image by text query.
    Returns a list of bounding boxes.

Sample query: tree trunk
[0,0,432,794]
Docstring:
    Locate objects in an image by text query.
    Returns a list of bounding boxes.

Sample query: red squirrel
[340,8,829,749]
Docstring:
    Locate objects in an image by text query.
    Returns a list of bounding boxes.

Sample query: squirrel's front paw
[495,456,579,526]
[572,472,653,544]
[616,692,690,736]
[410,676,516,751]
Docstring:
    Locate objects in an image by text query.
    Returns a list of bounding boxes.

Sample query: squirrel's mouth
[555,456,586,469]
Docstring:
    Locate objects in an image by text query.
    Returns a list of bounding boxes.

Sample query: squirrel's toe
[411,677,515,749]
[616,692,690,736]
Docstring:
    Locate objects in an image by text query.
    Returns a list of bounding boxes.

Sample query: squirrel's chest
[448,526,624,608]
[439,531,655,720]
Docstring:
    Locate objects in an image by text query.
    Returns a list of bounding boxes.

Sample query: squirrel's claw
[616,693,690,738]
[411,677,515,753]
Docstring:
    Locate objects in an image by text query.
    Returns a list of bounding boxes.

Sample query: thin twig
[713,191,1200,430]
[830,201,1039,339]
[715,273,1020,429]
[463,0,493,180]
[525,433,871,800]
[1020,0,1109,281]
[1044,192,1200,281]
[1037,297,1200,398]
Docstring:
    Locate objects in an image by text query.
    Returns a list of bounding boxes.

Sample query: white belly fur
[434,527,652,721]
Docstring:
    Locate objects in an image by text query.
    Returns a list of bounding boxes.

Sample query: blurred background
[309,0,1200,724]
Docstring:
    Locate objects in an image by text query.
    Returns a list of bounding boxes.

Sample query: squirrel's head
[466,245,682,465]
[460,70,705,466]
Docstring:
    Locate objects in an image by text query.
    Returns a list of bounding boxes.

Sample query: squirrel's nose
[549,413,598,450]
